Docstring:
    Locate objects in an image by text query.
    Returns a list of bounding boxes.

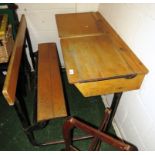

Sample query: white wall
[99,4,155,150]
[16,3,99,66]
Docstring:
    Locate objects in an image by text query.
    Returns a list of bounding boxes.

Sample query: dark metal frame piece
[14,94,94,146]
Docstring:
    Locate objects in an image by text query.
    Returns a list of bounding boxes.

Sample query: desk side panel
[75,74,145,97]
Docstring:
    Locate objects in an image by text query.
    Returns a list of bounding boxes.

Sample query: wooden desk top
[55,12,104,38]
[56,12,148,96]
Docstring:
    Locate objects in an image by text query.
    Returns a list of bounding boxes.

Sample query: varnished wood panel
[75,75,145,97]
[37,43,67,122]
[2,15,26,105]
[92,12,148,75]
[57,12,148,96]
[61,35,142,84]
[55,12,104,38]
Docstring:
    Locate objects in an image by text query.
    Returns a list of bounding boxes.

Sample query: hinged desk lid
[61,34,147,84]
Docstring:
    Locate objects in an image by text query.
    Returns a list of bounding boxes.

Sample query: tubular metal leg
[26,28,36,70]
[15,90,92,147]
[106,92,122,131]
[14,96,56,146]
[14,97,37,145]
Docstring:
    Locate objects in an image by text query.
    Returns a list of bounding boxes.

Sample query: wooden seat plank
[37,43,67,122]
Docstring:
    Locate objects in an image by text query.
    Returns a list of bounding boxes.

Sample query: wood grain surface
[56,12,104,38]
[75,75,145,97]
[56,12,148,96]
[2,15,26,105]
[61,35,137,84]
[37,43,67,122]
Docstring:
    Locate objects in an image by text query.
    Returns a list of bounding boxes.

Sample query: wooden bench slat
[37,43,67,122]
[2,15,27,105]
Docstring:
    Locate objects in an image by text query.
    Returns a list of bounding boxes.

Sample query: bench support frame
[13,69,93,147]
[14,97,94,146]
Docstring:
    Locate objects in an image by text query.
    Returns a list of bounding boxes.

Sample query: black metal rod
[38,135,93,147]
[26,28,36,70]
[106,92,123,131]
[14,97,37,145]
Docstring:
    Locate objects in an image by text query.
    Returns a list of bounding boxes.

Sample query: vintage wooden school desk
[56,12,148,149]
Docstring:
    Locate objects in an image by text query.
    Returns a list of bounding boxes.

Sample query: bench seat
[37,43,67,122]
[2,14,68,146]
